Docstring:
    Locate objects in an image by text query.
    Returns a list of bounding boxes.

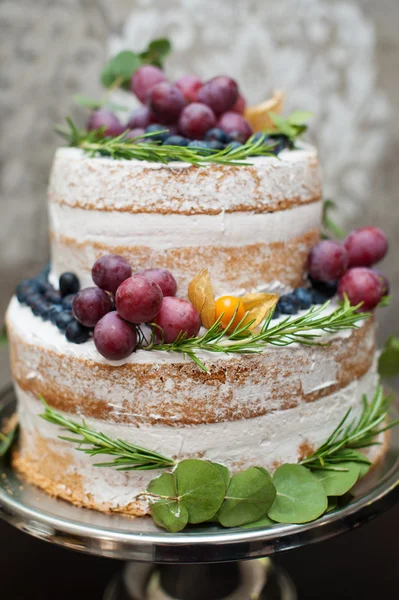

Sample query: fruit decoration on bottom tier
[14,223,390,370]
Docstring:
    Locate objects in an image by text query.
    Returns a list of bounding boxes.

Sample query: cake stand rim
[1,383,398,563]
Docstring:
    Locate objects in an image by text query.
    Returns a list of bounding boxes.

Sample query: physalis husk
[188,269,216,329]
[245,90,285,132]
[240,292,279,331]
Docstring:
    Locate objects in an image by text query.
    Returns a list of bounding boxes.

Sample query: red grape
[217,112,252,141]
[94,312,137,360]
[308,240,348,282]
[72,287,113,327]
[115,275,163,324]
[344,227,388,267]
[149,82,185,124]
[231,93,246,114]
[92,254,132,294]
[87,110,124,137]
[372,268,390,296]
[154,297,201,343]
[338,267,384,311]
[125,128,145,141]
[178,103,216,139]
[135,268,177,297]
[127,106,155,129]
[197,76,238,116]
[130,65,167,104]
[175,75,203,103]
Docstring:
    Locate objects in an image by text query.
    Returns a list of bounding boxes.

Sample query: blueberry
[65,320,91,344]
[145,124,170,142]
[208,140,224,150]
[45,288,62,304]
[187,140,212,154]
[227,141,242,150]
[277,294,300,315]
[55,310,74,331]
[62,293,76,310]
[26,292,42,307]
[252,132,266,143]
[16,279,37,303]
[270,304,281,319]
[163,135,189,146]
[37,301,52,320]
[311,289,328,305]
[292,288,313,310]
[204,128,231,144]
[268,134,291,155]
[59,272,80,297]
[49,305,64,325]
[308,276,338,299]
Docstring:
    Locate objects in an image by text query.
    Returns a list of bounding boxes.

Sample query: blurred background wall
[0,0,398,348]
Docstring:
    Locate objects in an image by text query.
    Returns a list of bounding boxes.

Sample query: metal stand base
[103,559,296,600]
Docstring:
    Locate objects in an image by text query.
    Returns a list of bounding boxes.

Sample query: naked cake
[4,54,392,529]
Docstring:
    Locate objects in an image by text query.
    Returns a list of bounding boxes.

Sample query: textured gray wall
[0,0,398,353]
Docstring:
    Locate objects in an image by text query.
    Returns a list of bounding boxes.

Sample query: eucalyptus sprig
[55,118,276,166]
[265,110,313,142]
[145,297,370,372]
[39,397,175,471]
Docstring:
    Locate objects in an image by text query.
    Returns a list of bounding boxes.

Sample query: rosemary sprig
[55,118,276,166]
[145,297,370,372]
[39,397,175,471]
[300,385,397,471]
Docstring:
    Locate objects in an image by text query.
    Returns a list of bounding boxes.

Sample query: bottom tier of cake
[13,366,383,517]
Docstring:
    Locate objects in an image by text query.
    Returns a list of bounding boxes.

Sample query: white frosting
[48,145,322,214]
[50,201,323,251]
[16,365,380,509]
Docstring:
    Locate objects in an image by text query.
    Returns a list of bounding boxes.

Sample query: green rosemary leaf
[39,397,175,470]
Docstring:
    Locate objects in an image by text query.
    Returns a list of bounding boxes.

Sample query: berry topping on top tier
[130,65,167,104]
[149,82,185,124]
[178,103,217,139]
[175,74,203,103]
[72,287,113,328]
[87,110,124,137]
[338,268,384,312]
[196,76,239,116]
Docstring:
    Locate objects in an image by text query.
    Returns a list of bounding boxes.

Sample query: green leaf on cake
[312,462,360,496]
[218,467,276,527]
[322,199,346,240]
[378,335,399,378]
[101,50,142,89]
[175,459,226,523]
[286,110,313,126]
[208,462,231,491]
[140,38,172,67]
[147,472,188,532]
[268,464,328,524]
[241,514,276,529]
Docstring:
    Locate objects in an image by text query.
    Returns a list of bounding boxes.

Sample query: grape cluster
[306,227,389,312]
[86,67,289,155]
[70,255,200,360]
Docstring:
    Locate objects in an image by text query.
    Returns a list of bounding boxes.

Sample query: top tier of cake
[48,145,323,296]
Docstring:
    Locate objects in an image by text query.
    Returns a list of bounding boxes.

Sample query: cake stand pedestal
[1,385,398,600]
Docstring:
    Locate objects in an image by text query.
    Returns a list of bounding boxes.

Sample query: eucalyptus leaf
[151,498,189,533]
[378,335,399,378]
[218,467,276,527]
[344,450,371,478]
[241,515,276,529]
[312,462,360,496]
[175,459,226,523]
[254,466,272,480]
[326,497,338,513]
[147,472,177,497]
[268,113,297,138]
[101,50,141,89]
[209,462,231,490]
[268,464,328,524]
[287,110,313,125]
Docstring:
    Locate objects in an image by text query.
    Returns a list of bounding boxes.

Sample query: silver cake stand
[1,384,399,599]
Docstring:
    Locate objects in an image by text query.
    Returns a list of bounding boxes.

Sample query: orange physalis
[215,296,246,332]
